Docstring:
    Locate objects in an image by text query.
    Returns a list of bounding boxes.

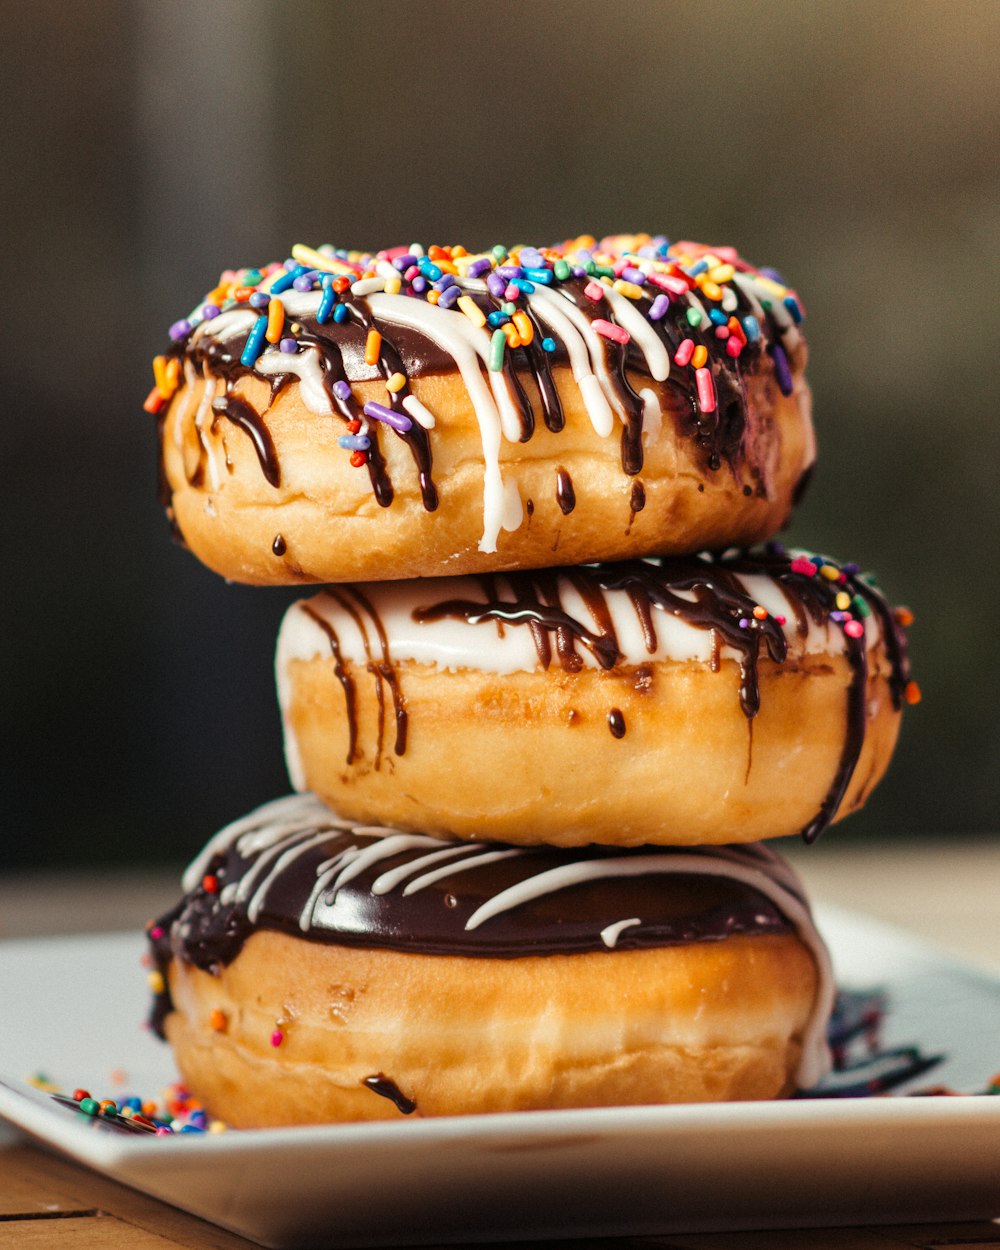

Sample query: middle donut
[276,546,915,848]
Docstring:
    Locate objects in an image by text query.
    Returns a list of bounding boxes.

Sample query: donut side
[276,551,915,846]
[163,930,818,1124]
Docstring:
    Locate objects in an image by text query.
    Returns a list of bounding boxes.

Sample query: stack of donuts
[144,233,918,1127]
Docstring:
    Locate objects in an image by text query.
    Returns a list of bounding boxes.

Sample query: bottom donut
[148,794,834,1126]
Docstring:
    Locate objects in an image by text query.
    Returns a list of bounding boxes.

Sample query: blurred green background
[2,0,998,869]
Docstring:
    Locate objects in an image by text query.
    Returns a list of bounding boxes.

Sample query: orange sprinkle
[142,386,164,414]
[209,1009,228,1032]
[699,280,723,301]
[233,285,254,302]
[502,321,520,349]
[451,244,468,258]
[165,357,180,389]
[752,605,768,621]
[152,354,168,393]
[428,245,451,260]
[426,289,440,305]
[904,680,922,705]
[265,298,284,343]
[512,310,534,346]
[332,276,351,294]
[691,344,708,369]
[365,329,382,365]
[895,606,915,628]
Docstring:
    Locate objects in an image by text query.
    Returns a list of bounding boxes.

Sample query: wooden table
[2,838,997,1248]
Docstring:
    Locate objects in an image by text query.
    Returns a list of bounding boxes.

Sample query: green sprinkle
[491,244,507,261]
[686,307,703,327]
[554,259,571,281]
[501,301,516,315]
[243,268,263,286]
[594,264,615,279]
[761,298,773,310]
[583,260,597,275]
[489,328,507,372]
[852,595,871,618]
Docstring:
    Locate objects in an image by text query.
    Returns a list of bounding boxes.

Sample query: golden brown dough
[163,929,819,1125]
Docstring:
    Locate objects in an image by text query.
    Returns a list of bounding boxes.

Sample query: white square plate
[1,903,998,1249]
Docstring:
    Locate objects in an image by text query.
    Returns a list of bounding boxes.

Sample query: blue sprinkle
[418,257,443,281]
[541,337,556,352]
[179,1124,204,1134]
[332,303,349,324]
[741,315,761,342]
[686,259,709,277]
[269,265,306,295]
[338,434,371,451]
[783,294,803,324]
[317,285,336,324]
[240,316,268,366]
[249,291,270,309]
[487,311,511,328]
[332,381,352,402]
[770,343,794,396]
[708,308,727,326]
[511,278,535,294]
[523,267,554,285]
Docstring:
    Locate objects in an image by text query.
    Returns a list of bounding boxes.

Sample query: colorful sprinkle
[489,328,506,371]
[592,319,630,346]
[695,367,716,413]
[673,339,694,367]
[365,330,382,366]
[363,401,412,433]
[240,316,268,367]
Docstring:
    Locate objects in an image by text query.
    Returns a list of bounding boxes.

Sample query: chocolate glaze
[147,797,802,1038]
[607,708,627,738]
[160,258,796,522]
[555,467,576,515]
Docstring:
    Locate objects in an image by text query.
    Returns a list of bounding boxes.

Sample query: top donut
[147,234,814,584]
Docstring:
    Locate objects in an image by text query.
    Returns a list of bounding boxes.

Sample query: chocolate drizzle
[158,244,802,535]
[363,1075,417,1115]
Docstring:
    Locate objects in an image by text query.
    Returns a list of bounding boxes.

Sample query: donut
[276,546,918,847]
[148,794,833,1125]
[147,234,814,584]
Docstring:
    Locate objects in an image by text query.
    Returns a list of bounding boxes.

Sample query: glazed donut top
[276,544,917,843]
[148,793,833,1087]
[147,233,811,554]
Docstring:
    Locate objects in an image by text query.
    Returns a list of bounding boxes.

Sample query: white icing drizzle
[370,842,485,896]
[523,287,615,436]
[601,286,670,381]
[600,918,641,948]
[255,345,331,416]
[638,387,662,443]
[401,848,525,897]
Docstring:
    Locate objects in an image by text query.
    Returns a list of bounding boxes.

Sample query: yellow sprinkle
[691,345,708,369]
[265,297,284,344]
[365,330,382,366]
[426,289,440,305]
[699,280,723,301]
[385,372,406,393]
[835,591,851,610]
[708,263,735,284]
[208,1120,228,1134]
[436,259,458,276]
[457,295,487,327]
[384,276,402,296]
[148,971,165,994]
[451,244,468,258]
[165,357,181,390]
[502,321,520,349]
[512,310,534,345]
[820,565,841,581]
[290,243,356,276]
[612,279,644,300]
[756,275,788,298]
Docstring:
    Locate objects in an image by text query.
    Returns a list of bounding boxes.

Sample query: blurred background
[2,0,998,874]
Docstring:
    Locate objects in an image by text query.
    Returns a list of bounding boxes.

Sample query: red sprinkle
[72,1088,90,1102]
[904,680,922,705]
[346,419,361,434]
[350,451,367,468]
[790,556,818,577]
[844,619,865,639]
[673,338,694,367]
[271,1029,284,1048]
[202,874,219,894]
[143,387,165,414]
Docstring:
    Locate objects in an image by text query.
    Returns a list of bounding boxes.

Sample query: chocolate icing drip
[301,604,358,765]
[364,1075,416,1115]
[608,708,627,738]
[346,586,409,758]
[555,467,576,515]
[211,395,280,487]
[147,798,800,1036]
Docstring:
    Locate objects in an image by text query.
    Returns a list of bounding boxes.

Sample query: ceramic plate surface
[1,904,998,1249]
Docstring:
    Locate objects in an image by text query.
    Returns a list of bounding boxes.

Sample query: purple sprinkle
[496,265,523,280]
[279,337,298,353]
[168,319,191,341]
[467,257,493,278]
[486,272,507,298]
[830,611,848,622]
[738,618,750,629]
[649,294,670,320]
[292,275,314,292]
[363,401,412,433]
[572,265,587,278]
[760,266,786,285]
[576,249,594,265]
[202,304,220,319]
[411,276,427,293]
[437,284,461,309]
[842,562,860,575]
[518,247,544,269]
[249,291,270,308]
[637,246,658,259]
[621,266,647,285]
[770,343,794,396]
[283,258,297,271]
[332,381,352,402]
[432,273,457,291]
[393,253,417,271]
